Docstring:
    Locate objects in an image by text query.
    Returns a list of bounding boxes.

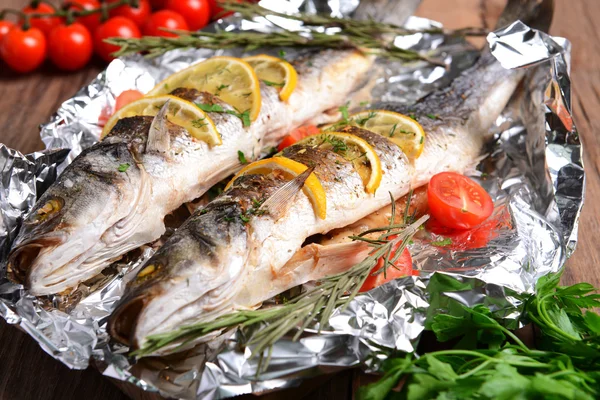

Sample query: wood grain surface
[0,0,598,399]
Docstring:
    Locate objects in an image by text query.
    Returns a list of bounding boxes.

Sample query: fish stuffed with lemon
[7,51,373,295]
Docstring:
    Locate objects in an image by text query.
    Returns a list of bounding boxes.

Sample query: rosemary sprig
[106,2,486,62]
[132,211,428,358]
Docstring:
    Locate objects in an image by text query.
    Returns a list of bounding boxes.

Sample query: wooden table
[1,0,598,398]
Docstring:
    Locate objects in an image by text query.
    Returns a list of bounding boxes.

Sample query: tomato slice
[115,90,144,112]
[427,172,493,230]
[277,125,320,151]
[359,237,414,292]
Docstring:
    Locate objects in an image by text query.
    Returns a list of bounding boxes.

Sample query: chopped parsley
[262,79,285,88]
[356,111,376,126]
[408,113,417,120]
[216,84,229,94]
[117,163,130,172]
[278,49,287,59]
[338,102,350,120]
[239,214,250,223]
[359,100,369,106]
[426,113,438,120]
[237,150,247,164]
[431,237,453,247]
[322,135,348,154]
[389,123,398,137]
[191,117,208,128]
[420,136,424,144]
[195,102,251,127]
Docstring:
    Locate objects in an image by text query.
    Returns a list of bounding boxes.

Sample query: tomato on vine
[1,26,47,73]
[94,16,141,62]
[143,10,188,37]
[48,22,92,71]
[22,3,62,36]
[108,0,151,29]
[0,20,15,45]
[165,0,210,31]
[66,0,102,33]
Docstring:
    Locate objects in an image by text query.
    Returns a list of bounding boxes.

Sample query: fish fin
[279,241,370,282]
[146,101,171,154]
[259,167,314,220]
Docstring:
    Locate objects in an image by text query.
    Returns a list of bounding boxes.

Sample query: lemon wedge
[225,156,327,219]
[299,132,382,194]
[147,56,262,122]
[101,95,221,145]
[244,54,298,101]
[325,110,426,160]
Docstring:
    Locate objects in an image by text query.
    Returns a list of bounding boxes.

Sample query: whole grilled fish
[7,50,374,296]
[110,0,553,350]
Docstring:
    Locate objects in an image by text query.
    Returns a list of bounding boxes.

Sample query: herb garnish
[237,150,248,164]
[358,270,600,400]
[196,102,251,127]
[216,84,229,94]
[426,113,438,120]
[117,163,130,172]
[338,102,350,120]
[431,237,452,246]
[278,49,287,59]
[262,79,285,88]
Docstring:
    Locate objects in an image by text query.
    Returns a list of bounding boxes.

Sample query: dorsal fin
[146,101,171,154]
[259,167,314,221]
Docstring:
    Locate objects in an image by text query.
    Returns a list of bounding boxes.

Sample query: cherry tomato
[427,172,494,230]
[0,26,47,73]
[108,0,151,29]
[66,0,102,33]
[148,0,167,10]
[143,10,188,37]
[277,125,320,152]
[360,239,414,292]
[94,16,141,62]
[115,89,144,111]
[165,0,210,31]
[48,22,92,71]
[0,20,16,46]
[22,3,62,37]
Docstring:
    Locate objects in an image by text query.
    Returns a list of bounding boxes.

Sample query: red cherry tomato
[277,125,320,152]
[165,0,210,31]
[0,26,47,73]
[115,89,144,111]
[0,20,16,46]
[94,16,141,62]
[22,3,62,37]
[67,0,102,33]
[143,10,188,37]
[427,172,494,230]
[48,22,92,71]
[108,0,151,29]
[360,239,414,292]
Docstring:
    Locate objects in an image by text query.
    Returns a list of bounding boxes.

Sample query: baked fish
[7,50,373,295]
[109,0,554,351]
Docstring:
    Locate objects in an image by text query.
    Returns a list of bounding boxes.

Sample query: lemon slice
[299,132,382,194]
[225,156,327,219]
[244,54,298,101]
[147,56,262,122]
[325,110,425,160]
[101,95,221,145]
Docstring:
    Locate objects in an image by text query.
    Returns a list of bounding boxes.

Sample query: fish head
[7,117,154,295]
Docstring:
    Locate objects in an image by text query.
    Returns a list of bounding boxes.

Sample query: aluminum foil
[0,1,583,399]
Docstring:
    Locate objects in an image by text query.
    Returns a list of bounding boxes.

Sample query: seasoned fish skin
[8,50,373,296]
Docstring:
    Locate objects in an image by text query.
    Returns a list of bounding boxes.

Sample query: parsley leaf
[338,102,350,120]
[431,237,452,247]
[237,150,247,164]
[262,79,285,87]
[117,163,130,172]
[196,103,224,113]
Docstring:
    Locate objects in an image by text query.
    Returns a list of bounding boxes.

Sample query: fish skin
[7,50,373,296]
[110,0,554,351]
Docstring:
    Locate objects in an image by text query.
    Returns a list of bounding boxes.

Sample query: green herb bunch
[359,271,600,400]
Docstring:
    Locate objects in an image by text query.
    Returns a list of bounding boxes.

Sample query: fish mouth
[109,294,149,347]
[7,233,66,285]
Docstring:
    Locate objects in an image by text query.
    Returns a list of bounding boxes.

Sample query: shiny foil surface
[0,1,583,399]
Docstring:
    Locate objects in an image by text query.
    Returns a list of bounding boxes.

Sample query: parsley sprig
[359,270,600,400]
